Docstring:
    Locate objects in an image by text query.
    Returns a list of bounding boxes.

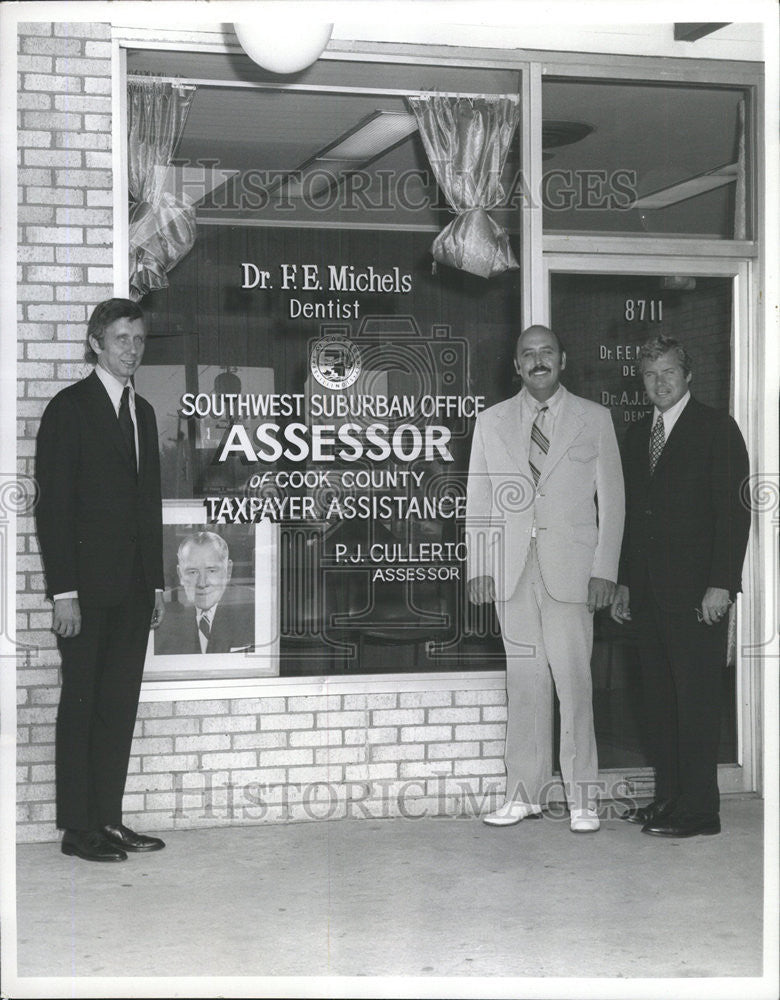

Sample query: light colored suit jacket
[465,386,624,603]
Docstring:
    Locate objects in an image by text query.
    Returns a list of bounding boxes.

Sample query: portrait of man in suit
[611,335,750,839]
[35,298,167,863]
[155,530,254,655]
[466,324,625,832]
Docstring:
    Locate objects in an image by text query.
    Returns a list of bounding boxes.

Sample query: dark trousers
[55,554,151,830]
[634,590,728,819]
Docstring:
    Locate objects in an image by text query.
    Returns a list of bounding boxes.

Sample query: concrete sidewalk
[14,795,764,983]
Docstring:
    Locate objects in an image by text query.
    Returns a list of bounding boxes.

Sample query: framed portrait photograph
[144,500,279,678]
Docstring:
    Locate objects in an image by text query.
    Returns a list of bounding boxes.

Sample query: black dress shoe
[61,829,127,862]
[642,814,721,838]
[621,798,674,825]
[102,823,165,852]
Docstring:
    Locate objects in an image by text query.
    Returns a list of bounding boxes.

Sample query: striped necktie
[529,405,550,486]
[649,413,665,473]
[198,613,211,650]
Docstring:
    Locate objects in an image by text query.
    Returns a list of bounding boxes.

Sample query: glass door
[545,260,755,800]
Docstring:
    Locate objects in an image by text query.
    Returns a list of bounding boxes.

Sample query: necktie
[649,413,665,473]
[118,386,137,473]
[198,614,211,650]
[529,405,550,486]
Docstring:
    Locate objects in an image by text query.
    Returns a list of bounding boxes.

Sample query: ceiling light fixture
[660,276,697,290]
[320,111,419,160]
[234,17,333,75]
[631,162,738,210]
[542,120,595,149]
[268,113,596,202]
[271,110,420,199]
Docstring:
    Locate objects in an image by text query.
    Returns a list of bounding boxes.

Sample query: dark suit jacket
[154,600,254,655]
[35,370,164,606]
[618,397,750,611]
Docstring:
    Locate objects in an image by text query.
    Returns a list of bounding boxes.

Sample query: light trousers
[494,541,599,810]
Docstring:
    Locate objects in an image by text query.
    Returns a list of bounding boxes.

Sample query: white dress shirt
[520,383,565,445]
[653,389,691,440]
[94,363,140,466]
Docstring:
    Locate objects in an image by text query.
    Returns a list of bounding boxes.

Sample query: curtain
[127,80,196,300]
[407,95,520,279]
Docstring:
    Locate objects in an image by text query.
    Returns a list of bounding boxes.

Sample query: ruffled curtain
[127,80,196,300]
[407,95,520,278]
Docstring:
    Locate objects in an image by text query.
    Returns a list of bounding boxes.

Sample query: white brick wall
[118,690,508,834]
[14,20,509,845]
[16,20,115,844]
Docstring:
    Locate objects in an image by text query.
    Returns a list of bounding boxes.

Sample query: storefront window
[128,51,523,677]
[126,49,754,682]
[541,79,751,238]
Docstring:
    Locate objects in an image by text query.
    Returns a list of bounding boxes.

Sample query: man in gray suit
[466,325,624,832]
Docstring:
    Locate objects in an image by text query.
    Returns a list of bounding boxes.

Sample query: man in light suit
[155,531,253,655]
[611,336,750,838]
[36,298,167,862]
[466,325,624,832]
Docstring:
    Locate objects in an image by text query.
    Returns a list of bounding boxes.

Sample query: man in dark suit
[36,298,167,862]
[155,531,253,655]
[610,335,750,838]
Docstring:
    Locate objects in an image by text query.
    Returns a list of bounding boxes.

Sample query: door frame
[542,254,759,799]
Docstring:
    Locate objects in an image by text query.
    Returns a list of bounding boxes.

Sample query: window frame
[111,34,764,758]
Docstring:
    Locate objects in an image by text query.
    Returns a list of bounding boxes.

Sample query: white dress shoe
[483,801,542,826]
[570,808,600,833]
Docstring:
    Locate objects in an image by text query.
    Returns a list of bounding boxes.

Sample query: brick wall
[122,689,507,834]
[14,20,508,843]
[16,20,115,843]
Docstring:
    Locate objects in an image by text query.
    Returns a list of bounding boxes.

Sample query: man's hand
[699,586,731,626]
[610,584,632,624]
[53,597,81,638]
[587,577,615,614]
[468,575,496,605]
[150,592,165,630]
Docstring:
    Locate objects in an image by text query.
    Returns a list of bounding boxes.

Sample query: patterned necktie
[529,405,550,486]
[198,614,211,649]
[649,413,665,473]
[118,386,137,473]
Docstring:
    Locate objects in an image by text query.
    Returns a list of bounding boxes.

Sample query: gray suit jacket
[465,386,625,603]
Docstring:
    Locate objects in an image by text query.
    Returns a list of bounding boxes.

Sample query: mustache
[530,366,551,374]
